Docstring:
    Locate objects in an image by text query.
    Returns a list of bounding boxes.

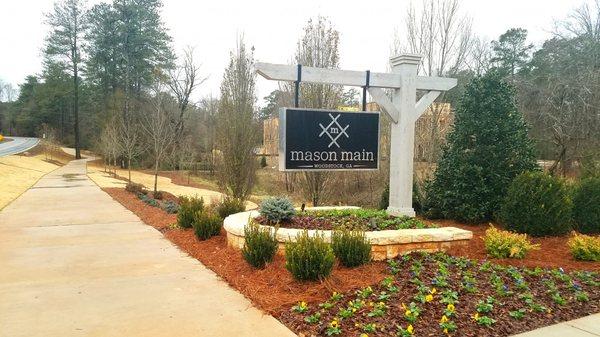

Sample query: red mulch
[103,187,389,314]
[102,186,599,319]
[438,219,600,272]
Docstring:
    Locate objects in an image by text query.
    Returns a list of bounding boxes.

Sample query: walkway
[0,159,295,337]
[512,313,600,337]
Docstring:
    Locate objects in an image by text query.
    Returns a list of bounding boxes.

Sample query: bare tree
[392,0,473,162]
[116,112,145,182]
[216,37,259,200]
[99,117,121,175]
[168,46,207,135]
[141,82,178,194]
[293,16,343,206]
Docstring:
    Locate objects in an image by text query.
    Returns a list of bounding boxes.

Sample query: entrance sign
[255,54,457,217]
[280,108,379,171]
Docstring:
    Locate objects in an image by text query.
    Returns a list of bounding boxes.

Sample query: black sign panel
[279,108,380,171]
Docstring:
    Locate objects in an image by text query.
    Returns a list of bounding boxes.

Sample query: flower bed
[224,208,472,261]
[280,252,600,337]
[255,208,437,231]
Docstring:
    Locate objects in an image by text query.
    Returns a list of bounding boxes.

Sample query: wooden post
[387,55,421,217]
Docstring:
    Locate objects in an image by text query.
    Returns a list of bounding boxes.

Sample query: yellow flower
[369,301,374,306]
[407,324,414,334]
[360,334,369,337]
[440,315,449,323]
[330,320,339,328]
[472,313,479,321]
[425,294,434,302]
[405,309,412,317]
[378,302,385,306]
[352,308,357,313]
[300,301,307,308]
[430,287,437,294]
[401,303,407,310]
[443,328,449,334]
[447,303,455,312]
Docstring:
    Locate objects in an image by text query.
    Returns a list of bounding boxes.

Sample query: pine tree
[424,71,538,223]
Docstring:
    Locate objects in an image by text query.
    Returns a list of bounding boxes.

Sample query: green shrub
[285,230,335,281]
[424,71,537,223]
[242,221,278,268]
[138,193,159,207]
[161,200,179,214]
[499,171,572,237]
[259,196,296,223]
[331,229,371,267]
[260,156,268,168]
[126,182,146,194]
[215,196,246,219]
[572,176,600,234]
[567,232,600,262]
[192,209,222,240]
[177,196,204,228]
[483,226,539,259]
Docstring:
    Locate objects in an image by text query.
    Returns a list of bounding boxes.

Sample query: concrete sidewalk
[512,314,600,337]
[0,159,295,337]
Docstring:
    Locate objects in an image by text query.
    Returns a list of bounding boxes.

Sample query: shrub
[161,200,179,214]
[242,221,278,268]
[260,156,268,168]
[285,230,335,281]
[126,182,146,194]
[153,190,164,200]
[572,176,600,234]
[137,192,159,207]
[567,232,600,262]
[483,226,539,259]
[424,71,537,223]
[378,184,389,210]
[192,209,222,240]
[215,196,246,219]
[331,229,371,267]
[259,196,296,223]
[499,171,572,237]
[177,196,204,228]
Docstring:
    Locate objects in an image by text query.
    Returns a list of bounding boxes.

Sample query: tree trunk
[72,43,81,159]
[128,157,132,182]
[154,159,159,193]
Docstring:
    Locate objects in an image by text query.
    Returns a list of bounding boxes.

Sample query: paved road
[0,137,39,157]
[0,159,295,337]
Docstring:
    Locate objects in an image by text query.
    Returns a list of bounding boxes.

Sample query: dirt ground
[0,145,72,209]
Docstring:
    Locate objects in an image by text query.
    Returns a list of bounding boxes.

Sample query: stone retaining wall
[223,208,472,261]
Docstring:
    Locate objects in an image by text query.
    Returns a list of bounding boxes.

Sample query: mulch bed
[102,187,600,336]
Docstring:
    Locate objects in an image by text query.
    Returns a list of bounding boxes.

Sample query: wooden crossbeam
[255,62,457,91]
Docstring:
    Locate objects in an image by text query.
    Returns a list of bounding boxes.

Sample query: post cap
[390,53,422,67]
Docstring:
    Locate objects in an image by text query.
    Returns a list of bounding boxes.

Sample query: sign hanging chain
[294,64,302,108]
[362,70,370,111]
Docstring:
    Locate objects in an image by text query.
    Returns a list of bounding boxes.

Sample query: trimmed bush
[483,226,539,259]
[259,196,296,223]
[567,232,600,262]
[242,221,278,268]
[138,192,159,207]
[161,200,179,214]
[499,171,572,237]
[331,229,371,267]
[177,196,204,228]
[379,184,389,210]
[126,182,146,194]
[424,71,537,223]
[285,230,335,281]
[192,209,222,240]
[215,196,246,219]
[572,176,600,234]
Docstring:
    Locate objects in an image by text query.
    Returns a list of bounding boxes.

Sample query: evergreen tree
[45,0,87,158]
[491,28,533,77]
[424,71,538,223]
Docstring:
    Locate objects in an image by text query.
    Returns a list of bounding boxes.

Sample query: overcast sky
[0,0,590,105]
